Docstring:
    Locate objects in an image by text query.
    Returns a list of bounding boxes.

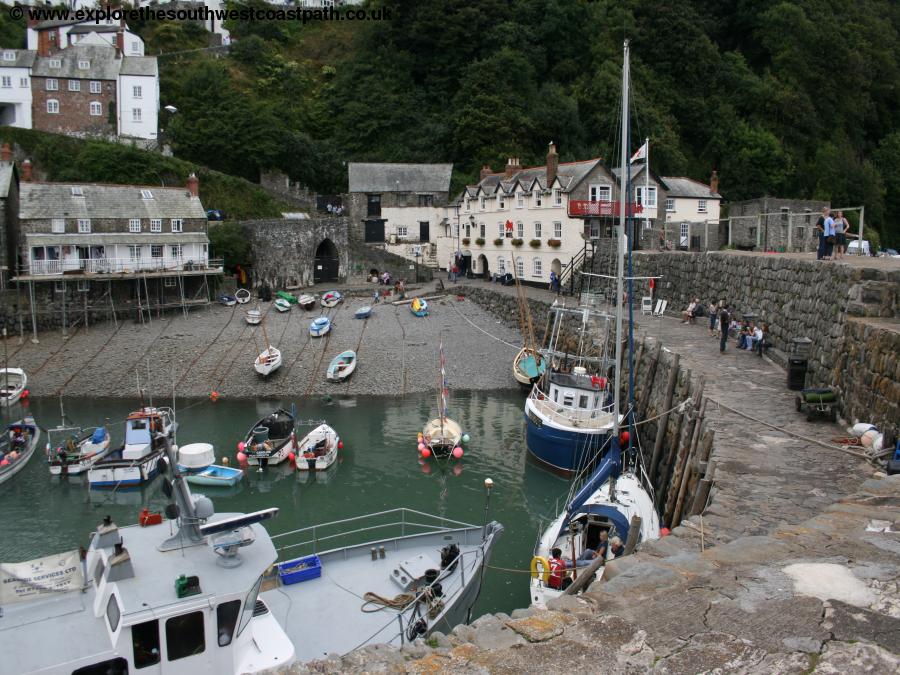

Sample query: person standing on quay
[834,210,850,260]
[719,303,730,354]
[815,207,830,260]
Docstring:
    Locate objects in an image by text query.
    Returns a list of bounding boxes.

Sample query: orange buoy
[210,391,219,402]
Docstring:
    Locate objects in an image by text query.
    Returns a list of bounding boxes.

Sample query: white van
[847,239,871,256]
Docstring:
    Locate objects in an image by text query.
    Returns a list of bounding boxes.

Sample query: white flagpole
[644,137,649,231]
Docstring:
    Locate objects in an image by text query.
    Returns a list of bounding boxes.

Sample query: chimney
[115,30,124,58]
[546,142,558,186]
[479,164,493,181]
[186,173,199,197]
[709,170,719,195]
[1,143,11,163]
[504,157,521,179]
[21,158,32,182]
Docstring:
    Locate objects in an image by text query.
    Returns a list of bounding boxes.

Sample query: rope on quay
[448,302,521,350]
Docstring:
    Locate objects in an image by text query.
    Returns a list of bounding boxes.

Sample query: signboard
[1,550,84,603]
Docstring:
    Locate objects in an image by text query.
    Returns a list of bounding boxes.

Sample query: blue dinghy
[310,316,331,337]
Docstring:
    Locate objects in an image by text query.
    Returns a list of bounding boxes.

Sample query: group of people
[546,532,626,590]
[816,206,851,261]
[678,299,772,355]
[325,203,344,216]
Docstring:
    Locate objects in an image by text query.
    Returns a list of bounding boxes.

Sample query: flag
[630,141,648,163]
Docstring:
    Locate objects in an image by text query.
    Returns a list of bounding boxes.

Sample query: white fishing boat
[298,294,316,310]
[87,406,176,488]
[0,416,40,485]
[48,425,111,476]
[254,346,282,377]
[326,350,356,382]
[529,40,660,609]
[0,367,27,407]
[420,338,464,456]
[294,423,340,471]
[235,288,252,304]
[0,436,502,673]
[240,408,297,466]
[274,298,292,312]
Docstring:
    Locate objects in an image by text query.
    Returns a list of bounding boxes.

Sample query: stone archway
[477,254,489,280]
[314,238,340,283]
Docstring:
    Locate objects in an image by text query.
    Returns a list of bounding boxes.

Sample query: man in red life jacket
[547,547,572,590]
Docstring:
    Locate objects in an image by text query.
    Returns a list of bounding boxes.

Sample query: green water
[0,392,569,616]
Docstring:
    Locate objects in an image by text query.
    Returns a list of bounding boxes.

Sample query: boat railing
[528,389,616,427]
[271,507,479,557]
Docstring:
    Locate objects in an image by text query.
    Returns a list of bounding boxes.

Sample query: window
[89,80,101,94]
[665,198,675,212]
[479,222,485,238]
[781,207,789,222]
[71,186,84,197]
[464,221,470,237]
[89,101,101,116]
[68,79,80,91]
[78,59,90,70]
[2,51,13,61]
[51,218,65,233]
[498,222,504,237]
[133,85,142,98]
[497,257,505,272]
[151,245,163,258]
[54,280,65,294]
[139,189,153,200]
[553,221,562,239]
[748,226,757,239]
[464,198,470,212]
[46,78,58,90]
[534,190,542,207]
[150,219,162,232]
[589,185,612,202]
[48,59,61,69]
[516,221,524,238]
[533,258,542,277]
[563,394,574,407]
[0,76,10,88]
[804,209,812,224]
[498,194,506,209]
[553,189,562,206]
[132,108,142,122]
[366,193,381,217]
[698,200,708,213]
[479,196,485,210]
[534,222,542,238]
[106,595,120,632]
[77,280,90,292]
[77,219,91,233]
[19,77,27,87]
[164,277,177,288]
[132,619,160,668]
[129,219,141,233]
[636,186,657,208]
[170,218,183,233]
[516,193,524,208]
[680,222,689,239]
[396,226,408,237]
[46,99,59,114]
[165,612,205,661]
[217,600,241,647]
[796,227,805,241]
[131,42,141,55]
[129,245,141,261]
[170,244,182,259]
[516,257,524,278]
[237,576,263,637]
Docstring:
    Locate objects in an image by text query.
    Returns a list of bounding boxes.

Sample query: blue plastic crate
[277,555,322,585]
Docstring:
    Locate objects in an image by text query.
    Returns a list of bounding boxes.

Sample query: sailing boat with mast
[529,40,659,607]
[512,267,546,387]
[421,337,463,456]
[254,315,282,377]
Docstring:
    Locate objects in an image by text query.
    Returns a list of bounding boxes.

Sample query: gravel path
[9,288,525,399]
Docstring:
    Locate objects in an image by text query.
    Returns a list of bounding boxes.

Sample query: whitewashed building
[0,50,35,129]
[117,57,159,140]
[27,17,145,57]
[660,173,722,249]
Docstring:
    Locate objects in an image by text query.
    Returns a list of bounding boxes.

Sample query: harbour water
[0,391,568,616]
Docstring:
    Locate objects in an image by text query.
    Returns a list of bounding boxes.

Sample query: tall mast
[613,39,629,436]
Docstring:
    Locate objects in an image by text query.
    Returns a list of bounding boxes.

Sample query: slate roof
[68,24,121,35]
[348,163,453,193]
[661,177,722,199]
[32,44,122,80]
[119,56,157,76]
[471,158,603,197]
[0,50,36,69]
[19,183,207,220]
[0,164,15,200]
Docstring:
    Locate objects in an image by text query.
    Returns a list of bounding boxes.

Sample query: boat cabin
[123,408,174,460]
[545,367,612,416]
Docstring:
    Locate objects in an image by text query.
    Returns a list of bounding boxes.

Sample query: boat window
[165,611,205,661]
[562,394,574,407]
[72,657,128,675]
[125,419,151,445]
[106,594,120,632]
[237,576,263,637]
[579,395,589,409]
[92,558,105,586]
[552,388,558,402]
[217,599,241,646]
[132,619,161,668]
[594,394,600,408]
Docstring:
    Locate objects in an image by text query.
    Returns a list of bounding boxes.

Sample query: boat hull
[0,419,39,485]
[310,318,331,337]
[410,298,428,316]
[513,348,545,387]
[184,464,243,487]
[422,417,462,455]
[49,437,110,476]
[355,306,372,319]
[88,451,162,488]
[274,299,291,312]
[0,368,27,407]
[295,424,339,471]
[326,350,356,381]
[524,409,610,474]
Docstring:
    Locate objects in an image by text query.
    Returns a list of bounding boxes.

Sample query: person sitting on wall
[609,537,626,558]
[681,298,700,323]
[738,322,753,349]
[755,324,772,356]
[745,323,763,351]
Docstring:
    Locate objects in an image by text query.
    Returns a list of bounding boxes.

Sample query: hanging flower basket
[493,238,504,246]
[511,238,524,247]
[529,239,541,248]
[462,238,471,245]
[548,239,562,248]
[475,238,485,246]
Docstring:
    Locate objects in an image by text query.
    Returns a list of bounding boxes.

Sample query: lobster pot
[178,443,215,470]
[253,427,270,444]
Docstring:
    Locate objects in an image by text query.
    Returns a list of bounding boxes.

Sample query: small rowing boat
[310,316,331,337]
[295,423,340,471]
[245,308,262,325]
[254,345,282,376]
[178,442,243,487]
[274,298,291,312]
[0,368,27,407]
[235,288,251,304]
[219,294,237,307]
[321,291,343,308]
[411,297,428,317]
[0,417,40,485]
[326,350,356,382]
[355,305,373,319]
[298,294,316,310]
[513,347,545,386]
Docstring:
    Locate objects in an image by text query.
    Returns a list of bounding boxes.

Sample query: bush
[493,238,504,246]
[475,238,485,245]
[529,239,541,247]
[548,239,562,247]
[511,238,524,246]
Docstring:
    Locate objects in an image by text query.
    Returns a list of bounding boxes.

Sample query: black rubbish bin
[787,357,807,390]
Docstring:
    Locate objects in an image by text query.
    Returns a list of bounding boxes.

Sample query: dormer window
[78,60,90,70]
[49,59,61,69]
[498,194,505,209]
[553,189,562,206]
[516,193,524,208]
[534,190,542,207]
[464,198,470,212]
[70,186,84,197]
[141,189,153,200]
[479,196,485,210]
[2,51,14,62]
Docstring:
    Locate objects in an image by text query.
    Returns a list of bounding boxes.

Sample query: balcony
[21,257,223,278]
[568,200,643,218]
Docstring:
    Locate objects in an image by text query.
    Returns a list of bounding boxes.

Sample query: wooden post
[29,281,38,344]
[661,401,690,518]
[672,394,706,527]
[61,280,67,339]
[562,553,605,597]
[623,514,642,555]
[650,352,679,483]
[858,206,865,256]
[690,479,713,516]
[637,341,661,421]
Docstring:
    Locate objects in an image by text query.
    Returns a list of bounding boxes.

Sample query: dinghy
[185,463,243,487]
[420,338,463,456]
[48,425,111,476]
[245,308,262,325]
[0,368,27,407]
[218,294,237,306]
[321,290,343,308]
[298,294,316,310]
[274,298,292,312]
[240,407,296,466]
[178,442,243,487]
[295,423,340,471]
[513,347,545,386]
[235,288,251,304]
[255,345,282,376]
[276,290,298,305]
[326,350,357,382]
[411,297,428,316]
[310,316,331,337]
[355,305,373,319]
[0,417,40,485]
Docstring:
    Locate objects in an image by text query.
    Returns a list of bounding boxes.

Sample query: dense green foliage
[148,0,900,243]
[208,221,251,273]
[0,128,290,219]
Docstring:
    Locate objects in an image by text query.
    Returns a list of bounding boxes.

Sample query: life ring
[530,556,550,582]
